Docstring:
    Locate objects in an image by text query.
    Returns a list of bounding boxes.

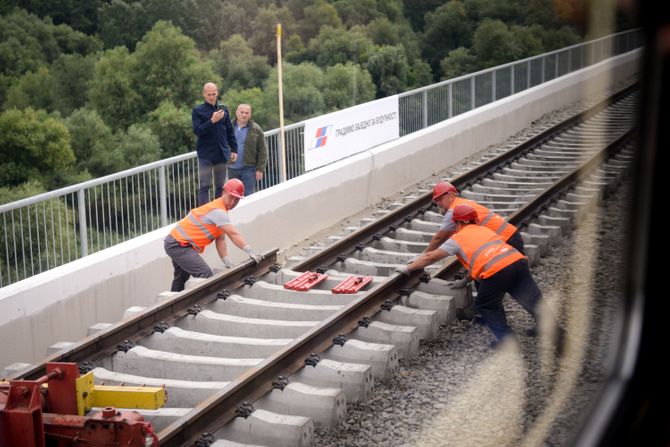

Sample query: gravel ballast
[287,81,635,447]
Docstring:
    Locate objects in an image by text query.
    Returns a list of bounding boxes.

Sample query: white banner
[303,96,399,171]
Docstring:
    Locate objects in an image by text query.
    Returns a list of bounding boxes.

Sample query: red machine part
[43,407,158,447]
[284,271,328,291]
[332,276,373,294]
[0,363,158,447]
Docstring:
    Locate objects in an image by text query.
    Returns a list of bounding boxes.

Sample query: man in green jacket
[228,103,269,195]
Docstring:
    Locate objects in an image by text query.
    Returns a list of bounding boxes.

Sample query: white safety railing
[0,29,641,288]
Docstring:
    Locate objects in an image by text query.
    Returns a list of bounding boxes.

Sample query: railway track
[9,84,638,446]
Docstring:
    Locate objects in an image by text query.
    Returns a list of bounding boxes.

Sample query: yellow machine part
[75,371,166,415]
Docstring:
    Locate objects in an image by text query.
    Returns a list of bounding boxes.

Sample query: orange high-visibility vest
[170,199,229,253]
[450,197,517,241]
[450,224,525,281]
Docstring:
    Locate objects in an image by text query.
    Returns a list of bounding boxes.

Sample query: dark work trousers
[164,234,213,292]
[198,158,227,205]
[475,259,541,340]
[506,230,526,255]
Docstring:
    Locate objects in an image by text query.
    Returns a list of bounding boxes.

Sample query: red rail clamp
[284,271,328,291]
[332,276,373,294]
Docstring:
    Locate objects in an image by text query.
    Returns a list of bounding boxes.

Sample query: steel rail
[11,85,637,445]
[295,83,637,274]
[15,250,279,381]
[159,88,638,446]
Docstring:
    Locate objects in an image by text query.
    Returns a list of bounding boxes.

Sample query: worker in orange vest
[427,181,526,288]
[428,181,525,252]
[164,178,263,292]
[397,204,560,346]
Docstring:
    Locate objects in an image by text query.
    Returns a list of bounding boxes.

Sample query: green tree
[2,0,104,34]
[472,19,520,66]
[0,8,100,104]
[364,45,409,97]
[249,4,295,64]
[49,53,97,116]
[116,124,162,167]
[65,107,118,177]
[262,63,326,127]
[4,67,55,111]
[401,0,445,31]
[408,58,433,89]
[440,47,479,79]
[299,0,342,42]
[365,17,423,63]
[148,101,195,158]
[510,25,545,58]
[88,46,141,130]
[306,27,374,68]
[332,0,403,27]
[322,63,376,111]
[0,108,74,188]
[0,179,46,205]
[131,21,216,114]
[98,0,151,49]
[422,1,473,72]
[209,35,271,91]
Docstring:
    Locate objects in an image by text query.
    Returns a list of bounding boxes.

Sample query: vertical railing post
[555,53,559,78]
[470,77,475,110]
[511,65,515,94]
[568,49,572,73]
[159,165,168,227]
[527,60,531,89]
[492,71,496,102]
[422,90,428,129]
[448,82,453,118]
[541,56,545,83]
[77,189,88,257]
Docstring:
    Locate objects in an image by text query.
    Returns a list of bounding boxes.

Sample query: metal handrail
[0,29,642,288]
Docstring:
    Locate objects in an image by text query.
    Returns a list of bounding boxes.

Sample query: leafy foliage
[0,108,75,188]
[0,0,597,196]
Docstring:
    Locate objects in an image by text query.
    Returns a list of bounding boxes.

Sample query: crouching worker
[396,204,559,346]
[164,178,263,292]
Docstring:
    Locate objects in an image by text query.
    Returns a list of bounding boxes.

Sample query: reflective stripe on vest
[451,197,517,241]
[170,200,227,253]
[451,225,525,280]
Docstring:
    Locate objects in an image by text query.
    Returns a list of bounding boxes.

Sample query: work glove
[394,266,411,276]
[243,245,263,264]
[221,256,235,268]
[447,276,471,288]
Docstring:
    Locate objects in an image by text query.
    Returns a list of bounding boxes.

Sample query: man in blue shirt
[192,82,238,205]
[228,103,268,196]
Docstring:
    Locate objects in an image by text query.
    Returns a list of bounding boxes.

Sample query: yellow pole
[276,23,287,182]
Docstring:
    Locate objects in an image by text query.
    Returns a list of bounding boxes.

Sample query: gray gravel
[303,81,634,447]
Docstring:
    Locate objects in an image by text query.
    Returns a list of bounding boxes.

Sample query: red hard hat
[452,204,479,224]
[432,182,457,203]
[223,178,244,199]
